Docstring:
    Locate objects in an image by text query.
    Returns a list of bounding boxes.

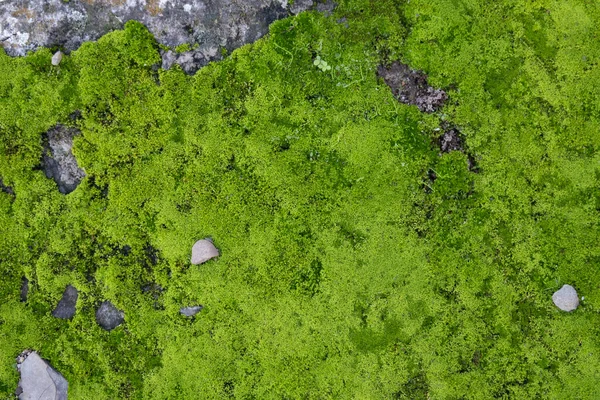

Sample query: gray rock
[51,50,63,66]
[552,284,579,312]
[41,125,86,194]
[52,285,78,319]
[180,305,203,317]
[16,350,68,400]
[377,61,448,113]
[191,239,219,265]
[95,301,124,331]
[0,0,314,75]
[315,0,337,16]
[20,277,29,302]
[0,177,14,196]
[439,128,463,153]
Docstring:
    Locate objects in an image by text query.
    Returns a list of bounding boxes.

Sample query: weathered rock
[16,350,68,400]
[52,285,78,319]
[41,125,86,194]
[552,284,579,312]
[439,128,463,153]
[378,61,448,113]
[1,0,315,75]
[51,50,63,66]
[180,305,203,317]
[191,238,219,265]
[20,277,29,302]
[95,301,124,331]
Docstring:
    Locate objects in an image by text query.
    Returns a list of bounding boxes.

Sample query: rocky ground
[0,0,319,74]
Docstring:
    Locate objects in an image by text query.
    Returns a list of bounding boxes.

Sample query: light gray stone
[0,0,315,74]
[180,305,203,317]
[41,125,86,194]
[51,50,63,66]
[16,350,68,400]
[52,285,78,319]
[95,301,124,331]
[191,239,219,265]
[552,284,579,312]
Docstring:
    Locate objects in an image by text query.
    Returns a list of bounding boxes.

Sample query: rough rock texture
[180,305,203,317]
[552,284,579,312]
[41,125,86,194]
[51,50,63,66]
[52,285,78,319]
[191,238,219,265]
[96,301,124,331]
[20,277,29,302]
[16,350,68,400]
[439,128,463,153]
[1,0,316,74]
[378,61,448,113]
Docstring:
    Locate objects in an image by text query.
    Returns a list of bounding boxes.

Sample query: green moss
[1,3,600,399]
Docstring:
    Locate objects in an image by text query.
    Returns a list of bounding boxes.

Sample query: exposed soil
[378,61,448,113]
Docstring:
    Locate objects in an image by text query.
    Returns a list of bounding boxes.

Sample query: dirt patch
[378,61,447,113]
[438,127,463,153]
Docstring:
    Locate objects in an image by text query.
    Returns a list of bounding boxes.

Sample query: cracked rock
[52,285,78,319]
[191,238,219,265]
[16,350,68,400]
[552,284,579,312]
[96,301,124,331]
[41,125,85,194]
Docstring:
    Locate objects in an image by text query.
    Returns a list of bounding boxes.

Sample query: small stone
[95,301,124,331]
[180,305,203,317]
[16,350,68,400]
[552,284,579,312]
[51,51,63,66]
[191,239,219,265]
[52,285,78,319]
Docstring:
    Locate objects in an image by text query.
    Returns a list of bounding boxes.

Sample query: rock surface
[16,350,68,400]
[191,238,219,264]
[41,125,86,194]
[96,301,124,331]
[52,285,78,319]
[0,177,15,196]
[180,305,203,317]
[51,50,63,66]
[378,61,448,113]
[1,0,315,74]
[552,284,579,312]
[439,128,463,153]
[20,277,29,302]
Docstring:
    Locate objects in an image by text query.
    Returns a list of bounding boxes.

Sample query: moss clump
[1,1,600,398]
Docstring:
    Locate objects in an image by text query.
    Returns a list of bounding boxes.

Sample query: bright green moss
[1,1,600,398]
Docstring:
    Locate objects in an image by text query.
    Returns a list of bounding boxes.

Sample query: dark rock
[52,285,78,319]
[16,350,68,400]
[41,125,86,194]
[378,61,447,113]
[316,0,337,16]
[20,277,28,302]
[0,177,14,196]
[1,0,314,75]
[180,305,203,317]
[552,284,579,312]
[95,301,124,331]
[439,128,463,153]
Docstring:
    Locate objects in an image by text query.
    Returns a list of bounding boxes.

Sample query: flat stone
[51,50,63,66]
[95,301,124,331]
[552,284,579,312]
[41,125,86,194]
[16,350,68,400]
[52,285,78,319]
[180,305,203,317]
[191,239,219,265]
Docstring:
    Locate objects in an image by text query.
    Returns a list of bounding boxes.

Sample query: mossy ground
[1,0,600,398]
